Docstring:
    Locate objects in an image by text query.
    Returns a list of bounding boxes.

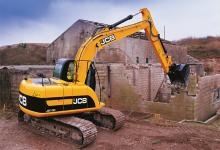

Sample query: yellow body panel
[20,103,105,117]
[20,79,99,101]
[46,99,72,106]
[19,78,103,117]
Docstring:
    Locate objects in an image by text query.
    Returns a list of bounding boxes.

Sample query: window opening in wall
[136,57,139,64]
[146,58,149,63]
[213,88,220,102]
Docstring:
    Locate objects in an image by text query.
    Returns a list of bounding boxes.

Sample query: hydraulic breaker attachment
[168,64,190,85]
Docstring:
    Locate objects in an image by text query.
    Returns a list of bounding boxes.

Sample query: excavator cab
[53,58,74,82]
[168,64,190,85]
[53,58,96,90]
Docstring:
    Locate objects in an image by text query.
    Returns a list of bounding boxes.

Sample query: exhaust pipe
[168,64,190,85]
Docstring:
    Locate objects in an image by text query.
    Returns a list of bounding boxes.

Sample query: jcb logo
[73,98,87,104]
[100,34,116,45]
[19,94,27,106]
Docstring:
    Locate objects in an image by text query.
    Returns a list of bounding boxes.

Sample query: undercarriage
[18,107,125,147]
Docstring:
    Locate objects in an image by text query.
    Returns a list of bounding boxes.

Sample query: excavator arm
[74,8,189,85]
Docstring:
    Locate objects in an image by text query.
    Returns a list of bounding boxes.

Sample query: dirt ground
[1,112,220,150]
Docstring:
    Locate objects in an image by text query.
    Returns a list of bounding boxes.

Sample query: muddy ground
[1,112,220,150]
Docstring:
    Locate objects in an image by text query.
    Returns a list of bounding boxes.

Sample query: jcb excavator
[18,8,189,146]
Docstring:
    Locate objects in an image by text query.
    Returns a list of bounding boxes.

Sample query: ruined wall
[0,64,195,121]
[47,20,187,64]
[104,72,220,121]
[0,66,53,108]
[107,87,196,121]
[0,68,10,107]
[195,74,220,121]
[1,65,219,122]
[187,55,204,76]
[94,63,164,102]
[101,63,164,101]
[0,64,164,109]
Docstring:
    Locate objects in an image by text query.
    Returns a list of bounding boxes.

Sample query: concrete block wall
[106,86,196,121]
[0,68,10,107]
[132,65,150,100]
[0,66,53,108]
[149,65,164,100]
[195,74,220,121]
[96,63,164,102]
[104,71,220,121]
[11,66,54,102]
[0,64,163,107]
[2,64,219,122]
[143,92,195,121]
[93,64,108,100]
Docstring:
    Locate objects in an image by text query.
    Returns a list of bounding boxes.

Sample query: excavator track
[78,107,125,131]
[18,110,97,147]
[94,107,125,130]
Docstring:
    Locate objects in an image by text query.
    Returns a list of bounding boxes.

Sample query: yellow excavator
[18,8,189,146]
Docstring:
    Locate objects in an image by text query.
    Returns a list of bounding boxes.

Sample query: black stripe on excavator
[19,91,96,113]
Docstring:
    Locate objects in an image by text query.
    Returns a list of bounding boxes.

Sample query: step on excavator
[18,8,189,147]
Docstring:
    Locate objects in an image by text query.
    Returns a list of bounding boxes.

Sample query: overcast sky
[0,0,219,46]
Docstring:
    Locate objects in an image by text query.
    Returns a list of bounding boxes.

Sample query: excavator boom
[74,8,189,85]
